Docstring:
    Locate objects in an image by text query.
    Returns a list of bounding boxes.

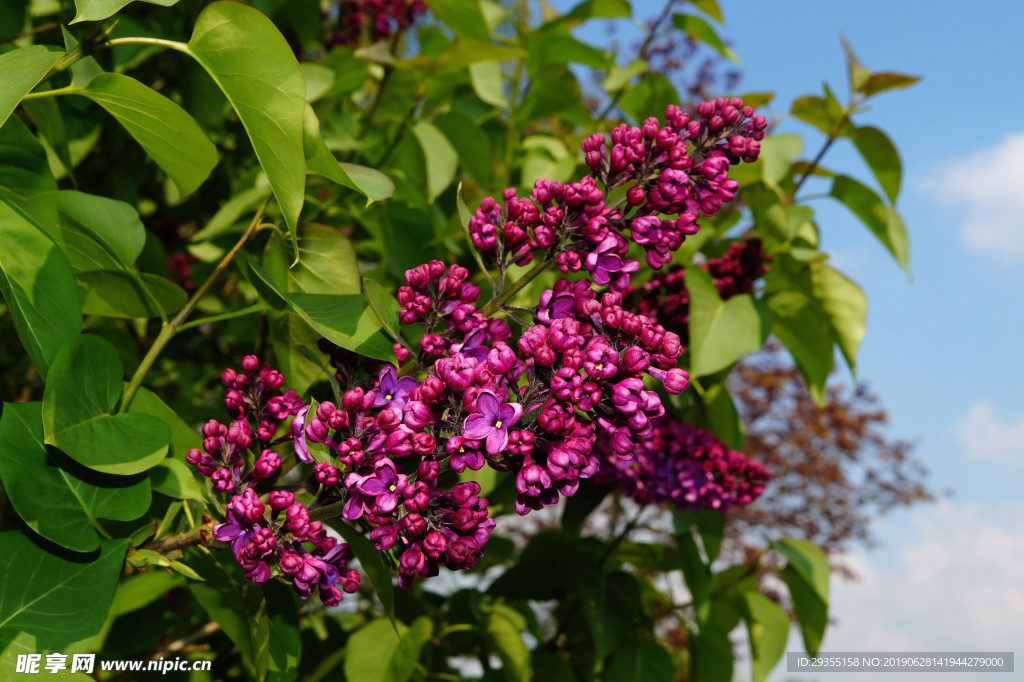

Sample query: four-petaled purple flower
[463,391,523,454]
[373,366,418,409]
[343,458,406,520]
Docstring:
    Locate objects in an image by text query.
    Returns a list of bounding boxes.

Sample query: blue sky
[551,0,1024,678]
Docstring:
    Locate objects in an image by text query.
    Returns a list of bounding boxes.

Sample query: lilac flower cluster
[194,98,766,595]
[593,418,771,512]
[326,0,427,48]
[186,356,305,493]
[186,357,361,605]
[468,100,766,290]
[626,237,771,347]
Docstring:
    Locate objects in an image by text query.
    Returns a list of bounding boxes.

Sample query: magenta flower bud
[370,524,398,551]
[211,468,234,492]
[417,458,440,481]
[341,388,364,412]
[241,355,259,373]
[186,448,202,465]
[377,408,401,431]
[402,512,427,536]
[202,436,222,454]
[486,342,517,375]
[423,531,448,559]
[269,490,294,511]
[412,432,436,455]
[314,462,340,487]
[626,185,646,206]
[400,548,426,576]
[339,568,360,593]
[253,450,281,479]
[220,368,237,386]
[279,552,303,575]
[202,420,226,438]
[452,481,481,506]
[622,346,650,373]
[403,400,431,429]
[307,417,329,443]
[285,503,310,537]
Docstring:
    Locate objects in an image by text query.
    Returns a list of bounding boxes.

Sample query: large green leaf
[0,402,150,552]
[149,458,205,501]
[0,117,58,204]
[72,0,179,23]
[188,550,269,681]
[740,592,790,682]
[77,73,216,196]
[343,617,432,682]
[780,564,827,657]
[0,533,127,677]
[672,13,738,62]
[326,519,396,626]
[246,254,395,362]
[0,45,64,130]
[687,267,770,376]
[604,636,674,682]
[772,538,829,603]
[484,603,529,682]
[583,570,641,660]
[184,1,306,242]
[858,72,921,98]
[303,105,394,203]
[78,270,187,318]
[850,125,901,203]
[412,120,458,203]
[364,277,404,344]
[830,175,910,273]
[690,630,733,682]
[425,0,490,41]
[265,582,302,682]
[767,291,834,403]
[43,335,170,475]
[288,223,361,294]
[24,190,145,272]
[562,0,631,22]
[0,199,81,379]
[808,262,866,374]
[127,385,202,461]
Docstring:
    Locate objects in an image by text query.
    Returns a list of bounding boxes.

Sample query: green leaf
[562,0,631,22]
[527,26,606,70]
[185,1,306,242]
[0,199,81,378]
[698,381,744,450]
[21,91,74,179]
[583,571,641,659]
[617,73,679,126]
[325,519,396,626]
[0,45,64,130]
[469,61,508,107]
[72,0,178,23]
[677,530,711,623]
[687,267,770,376]
[830,174,910,273]
[188,549,269,681]
[767,291,834,404]
[78,73,217,196]
[740,592,790,682]
[108,571,184,620]
[303,105,394,203]
[42,335,170,475]
[126,386,201,461]
[807,262,865,374]
[790,89,845,137]
[0,402,150,552]
[265,582,302,682]
[301,62,335,102]
[149,458,205,501]
[288,223,362,294]
[0,117,57,205]
[192,186,272,241]
[690,630,733,682]
[24,190,145,272]
[412,121,458,203]
[78,270,187,318]
[780,564,827,656]
[0,533,127,678]
[840,37,870,93]
[425,0,490,41]
[484,603,529,682]
[434,112,492,186]
[364,277,403,343]
[690,0,723,22]
[772,538,829,602]
[602,59,646,92]
[604,636,673,682]
[850,125,901,203]
[672,14,738,63]
[246,254,395,363]
[343,617,432,682]
[758,134,802,185]
[858,72,921,98]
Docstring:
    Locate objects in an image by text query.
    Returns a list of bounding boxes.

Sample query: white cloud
[952,401,1024,466]
[769,500,1024,682]
[926,132,1024,259]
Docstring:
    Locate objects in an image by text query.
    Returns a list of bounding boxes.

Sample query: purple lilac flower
[462,391,523,454]
[373,366,418,409]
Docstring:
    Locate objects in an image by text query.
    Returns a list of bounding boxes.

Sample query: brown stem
[0,21,62,45]
[143,522,215,554]
[118,197,271,413]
